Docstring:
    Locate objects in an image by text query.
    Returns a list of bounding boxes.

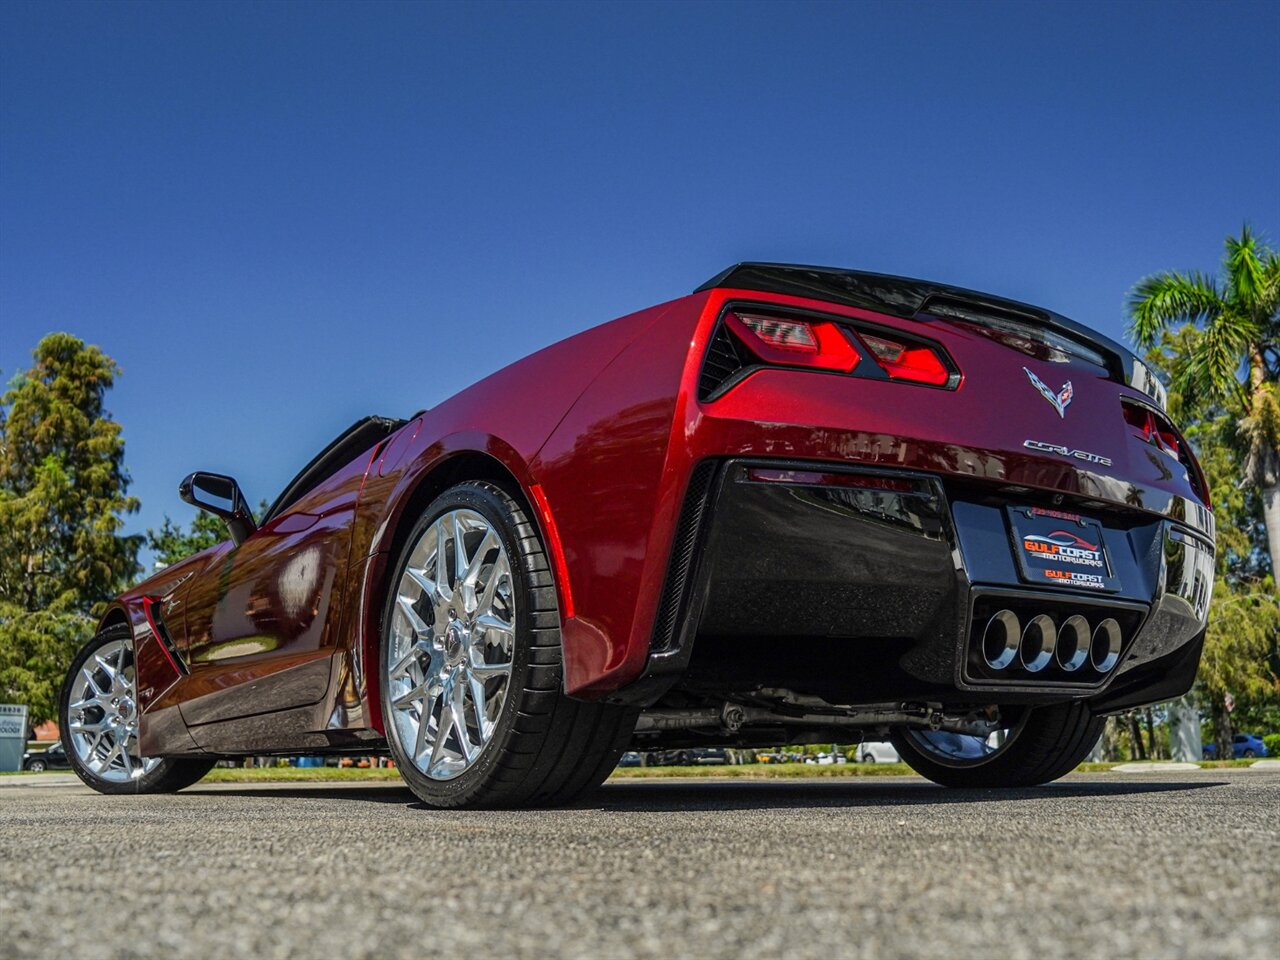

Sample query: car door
[176,464,367,728]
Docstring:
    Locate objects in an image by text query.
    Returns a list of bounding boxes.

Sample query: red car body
[103,264,1214,760]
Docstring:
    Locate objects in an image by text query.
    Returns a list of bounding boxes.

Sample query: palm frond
[1260,250,1280,332]
[1127,271,1223,348]
[1175,322,1249,408]
[1224,224,1267,315]
[1203,300,1263,359]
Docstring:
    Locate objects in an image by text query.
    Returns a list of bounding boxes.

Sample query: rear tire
[27,759,46,773]
[890,701,1103,788]
[60,625,216,795]
[381,480,637,809]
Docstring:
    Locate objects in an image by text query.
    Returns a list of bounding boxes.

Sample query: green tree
[146,511,227,567]
[1144,327,1279,758]
[145,496,268,569]
[1128,225,1280,572]
[0,334,141,723]
[1198,579,1280,752]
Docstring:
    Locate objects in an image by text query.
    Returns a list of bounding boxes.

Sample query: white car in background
[858,741,901,764]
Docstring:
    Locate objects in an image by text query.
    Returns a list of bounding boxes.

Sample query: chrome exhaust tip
[981,609,1021,670]
[1055,615,1091,672]
[1090,618,1122,673]
[1019,614,1057,673]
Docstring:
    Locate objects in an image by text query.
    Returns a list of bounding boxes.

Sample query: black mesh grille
[698,323,751,401]
[651,461,718,654]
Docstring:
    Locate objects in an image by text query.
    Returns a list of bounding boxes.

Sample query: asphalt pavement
[1,771,1276,960]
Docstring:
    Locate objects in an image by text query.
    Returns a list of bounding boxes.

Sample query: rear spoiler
[697,262,1165,410]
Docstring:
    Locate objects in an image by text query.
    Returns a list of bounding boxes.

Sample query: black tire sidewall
[890,703,1099,788]
[380,481,539,807]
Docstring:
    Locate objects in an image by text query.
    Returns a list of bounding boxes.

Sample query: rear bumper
[612,458,1211,710]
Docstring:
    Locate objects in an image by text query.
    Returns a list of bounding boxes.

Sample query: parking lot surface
[2,771,1276,960]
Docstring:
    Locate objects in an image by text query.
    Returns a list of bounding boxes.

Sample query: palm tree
[1128,226,1280,574]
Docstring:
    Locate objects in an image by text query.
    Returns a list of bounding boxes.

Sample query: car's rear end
[632,263,1213,739]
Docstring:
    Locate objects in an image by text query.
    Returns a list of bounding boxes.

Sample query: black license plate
[1007,506,1119,592]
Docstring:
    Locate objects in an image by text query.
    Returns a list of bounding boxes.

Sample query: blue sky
[2,0,1278,566]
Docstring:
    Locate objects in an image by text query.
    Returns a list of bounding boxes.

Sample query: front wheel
[59,625,216,795]
[26,759,47,773]
[1243,749,1256,758]
[890,701,1103,788]
[380,481,637,809]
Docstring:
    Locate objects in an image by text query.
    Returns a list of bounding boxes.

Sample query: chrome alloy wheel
[902,712,1029,767]
[66,636,160,782]
[385,508,516,780]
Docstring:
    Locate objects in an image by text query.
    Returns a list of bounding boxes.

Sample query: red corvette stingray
[61,264,1214,806]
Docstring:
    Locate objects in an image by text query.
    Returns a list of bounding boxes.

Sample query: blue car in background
[1202,733,1269,759]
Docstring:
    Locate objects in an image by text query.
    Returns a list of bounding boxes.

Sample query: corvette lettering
[1023,439,1112,467]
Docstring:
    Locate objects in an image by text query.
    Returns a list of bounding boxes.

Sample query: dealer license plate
[1007,506,1119,592]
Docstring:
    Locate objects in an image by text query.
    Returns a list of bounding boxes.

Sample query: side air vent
[651,461,718,654]
[698,322,752,401]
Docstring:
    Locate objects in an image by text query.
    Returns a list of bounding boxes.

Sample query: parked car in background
[1202,734,1269,759]
[690,748,729,765]
[22,742,72,772]
[808,752,847,765]
[645,747,730,766]
[858,741,901,764]
[617,752,643,768]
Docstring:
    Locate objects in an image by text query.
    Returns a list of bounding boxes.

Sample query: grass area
[203,766,404,783]
[1185,758,1259,769]
[192,762,923,783]
[201,757,1263,782]
[609,761,918,778]
[2,758,1265,782]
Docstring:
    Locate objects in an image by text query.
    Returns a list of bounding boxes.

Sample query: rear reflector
[746,467,917,493]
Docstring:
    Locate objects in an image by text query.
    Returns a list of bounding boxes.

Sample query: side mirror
[178,472,258,546]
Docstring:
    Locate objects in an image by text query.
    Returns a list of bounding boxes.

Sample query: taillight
[1122,402,1183,459]
[1122,399,1211,504]
[1122,402,1156,443]
[699,305,960,402]
[858,332,951,386]
[727,311,861,372]
[735,315,817,353]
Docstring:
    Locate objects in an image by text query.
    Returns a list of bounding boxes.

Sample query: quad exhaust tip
[980,610,1123,675]
[1055,615,1091,672]
[981,610,1021,670]
[1090,618,1122,673]
[1019,614,1057,672]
